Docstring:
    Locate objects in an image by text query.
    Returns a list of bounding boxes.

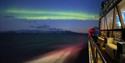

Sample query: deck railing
[89,38,107,63]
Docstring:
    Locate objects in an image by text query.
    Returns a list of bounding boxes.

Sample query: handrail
[93,40,107,63]
[89,38,107,63]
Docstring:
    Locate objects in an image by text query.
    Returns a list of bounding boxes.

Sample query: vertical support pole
[104,16,109,37]
[95,48,98,63]
[112,8,116,37]
[99,18,101,36]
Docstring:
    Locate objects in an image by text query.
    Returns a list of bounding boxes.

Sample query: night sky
[0,0,101,33]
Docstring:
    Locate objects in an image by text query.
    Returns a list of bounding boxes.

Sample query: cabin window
[118,0,125,25]
[122,11,125,23]
[116,15,121,27]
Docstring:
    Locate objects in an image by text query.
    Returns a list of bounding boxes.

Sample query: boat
[89,0,125,63]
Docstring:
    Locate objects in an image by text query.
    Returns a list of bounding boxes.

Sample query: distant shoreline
[0,31,88,35]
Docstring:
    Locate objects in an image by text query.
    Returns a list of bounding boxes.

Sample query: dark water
[0,32,88,63]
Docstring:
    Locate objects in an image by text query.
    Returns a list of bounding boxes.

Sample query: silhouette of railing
[89,38,107,63]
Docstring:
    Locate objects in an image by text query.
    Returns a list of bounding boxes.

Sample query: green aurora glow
[5,8,99,20]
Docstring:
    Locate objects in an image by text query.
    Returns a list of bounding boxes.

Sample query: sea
[0,32,88,63]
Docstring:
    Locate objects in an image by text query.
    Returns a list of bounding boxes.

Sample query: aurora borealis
[5,8,99,20]
[0,0,101,33]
